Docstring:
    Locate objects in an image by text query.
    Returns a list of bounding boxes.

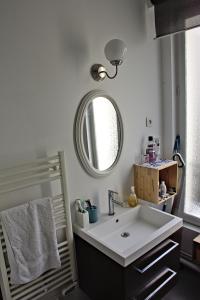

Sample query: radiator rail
[0,151,76,300]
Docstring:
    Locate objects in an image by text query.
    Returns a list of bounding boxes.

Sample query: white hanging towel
[0,197,61,285]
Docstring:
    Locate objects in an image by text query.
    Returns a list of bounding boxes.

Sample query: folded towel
[0,197,61,284]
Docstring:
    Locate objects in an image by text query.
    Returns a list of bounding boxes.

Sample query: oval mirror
[74,90,123,177]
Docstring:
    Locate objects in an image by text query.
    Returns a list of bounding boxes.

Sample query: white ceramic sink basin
[73,205,182,267]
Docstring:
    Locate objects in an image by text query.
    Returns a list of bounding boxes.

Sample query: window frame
[175,30,200,227]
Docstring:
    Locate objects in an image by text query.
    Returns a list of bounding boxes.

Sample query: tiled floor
[62,265,199,300]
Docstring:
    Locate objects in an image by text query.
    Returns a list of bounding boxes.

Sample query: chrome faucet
[108,190,118,215]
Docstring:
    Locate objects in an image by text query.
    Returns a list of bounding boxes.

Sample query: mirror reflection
[74,90,123,177]
[83,97,119,171]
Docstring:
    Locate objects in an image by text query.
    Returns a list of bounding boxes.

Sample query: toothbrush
[76,199,84,213]
[76,199,87,213]
[86,199,92,209]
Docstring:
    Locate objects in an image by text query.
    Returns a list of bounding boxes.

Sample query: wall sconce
[91,39,127,81]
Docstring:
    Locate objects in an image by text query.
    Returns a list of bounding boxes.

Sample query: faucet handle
[108,190,119,202]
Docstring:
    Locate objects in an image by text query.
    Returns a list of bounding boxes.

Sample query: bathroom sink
[73,205,182,267]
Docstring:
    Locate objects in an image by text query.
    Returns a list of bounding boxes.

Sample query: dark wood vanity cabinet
[74,229,182,300]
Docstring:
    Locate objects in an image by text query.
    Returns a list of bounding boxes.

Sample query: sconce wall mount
[90,39,127,81]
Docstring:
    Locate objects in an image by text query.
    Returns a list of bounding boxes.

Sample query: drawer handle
[133,239,178,274]
[143,268,176,300]
[132,268,177,300]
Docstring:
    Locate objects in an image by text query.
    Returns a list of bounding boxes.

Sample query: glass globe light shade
[104,39,127,65]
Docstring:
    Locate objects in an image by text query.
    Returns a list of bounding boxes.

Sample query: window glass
[185,27,200,220]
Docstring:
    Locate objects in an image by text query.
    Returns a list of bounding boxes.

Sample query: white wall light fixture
[91,39,127,81]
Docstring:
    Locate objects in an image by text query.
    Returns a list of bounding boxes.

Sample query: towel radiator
[0,151,76,300]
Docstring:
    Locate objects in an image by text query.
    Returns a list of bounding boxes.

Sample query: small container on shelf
[141,153,149,164]
[146,136,156,163]
[155,137,160,161]
[160,181,167,198]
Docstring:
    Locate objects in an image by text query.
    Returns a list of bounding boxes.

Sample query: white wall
[0,0,162,213]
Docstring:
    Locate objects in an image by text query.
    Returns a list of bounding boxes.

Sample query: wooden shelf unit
[134,160,178,204]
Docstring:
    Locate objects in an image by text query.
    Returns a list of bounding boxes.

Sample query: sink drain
[121,232,130,238]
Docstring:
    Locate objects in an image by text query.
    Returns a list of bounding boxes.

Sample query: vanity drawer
[133,239,179,273]
[131,267,177,300]
[125,239,179,296]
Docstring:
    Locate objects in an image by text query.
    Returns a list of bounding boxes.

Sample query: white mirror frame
[74,90,124,178]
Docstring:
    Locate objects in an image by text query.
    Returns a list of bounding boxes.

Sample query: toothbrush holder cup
[87,205,98,223]
[76,210,89,228]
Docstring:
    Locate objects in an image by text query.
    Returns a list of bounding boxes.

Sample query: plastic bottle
[146,136,156,163]
[160,181,167,198]
[155,137,160,161]
[128,186,138,207]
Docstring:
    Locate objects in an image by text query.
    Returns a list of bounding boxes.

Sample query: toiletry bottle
[155,137,160,161]
[160,181,167,198]
[141,137,149,163]
[146,136,156,162]
[128,186,138,207]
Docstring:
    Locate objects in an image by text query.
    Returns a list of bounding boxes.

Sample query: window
[184,27,200,225]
